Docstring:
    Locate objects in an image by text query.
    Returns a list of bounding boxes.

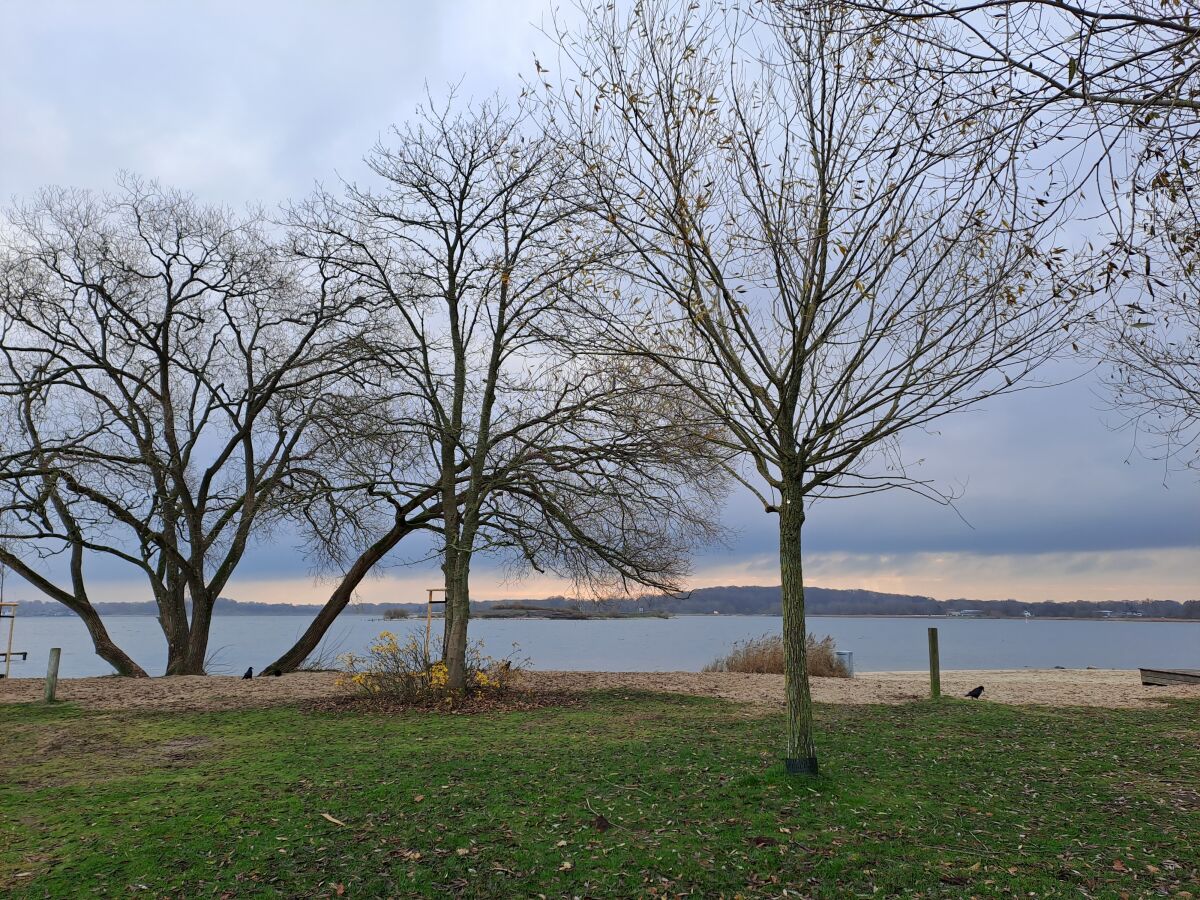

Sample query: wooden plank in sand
[1140,668,1200,687]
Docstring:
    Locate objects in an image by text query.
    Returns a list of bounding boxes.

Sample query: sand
[0,667,1196,712]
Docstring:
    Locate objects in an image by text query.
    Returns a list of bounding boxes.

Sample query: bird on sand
[261,667,282,677]
[965,685,984,699]
[242,667,253,680]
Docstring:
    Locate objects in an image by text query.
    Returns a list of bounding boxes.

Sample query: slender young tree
[273,100,722,685]
[0,177,373,674]
[550,0,1075,772]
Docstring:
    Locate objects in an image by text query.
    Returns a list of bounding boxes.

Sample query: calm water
[3,614,1198,679]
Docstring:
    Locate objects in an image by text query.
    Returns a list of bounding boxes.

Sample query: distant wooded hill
[10,586,1200,619]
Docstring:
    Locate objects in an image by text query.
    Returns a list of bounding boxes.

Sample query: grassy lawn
[1,692,1197,898]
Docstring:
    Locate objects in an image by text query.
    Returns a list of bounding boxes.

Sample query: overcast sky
[2,1,1196,605]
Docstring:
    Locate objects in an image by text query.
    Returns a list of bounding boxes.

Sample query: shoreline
[2,667,1196,712]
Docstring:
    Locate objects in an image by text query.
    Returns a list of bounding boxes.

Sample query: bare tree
[829,0,1200,471]
[1099,179,1200,472]
[0,177,372,675]
[549,0,1074,772]
[271,99,723,686]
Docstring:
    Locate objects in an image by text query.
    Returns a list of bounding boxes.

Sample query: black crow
[261,667,282,677]
[242,667,253,680]
[965,685,984,699]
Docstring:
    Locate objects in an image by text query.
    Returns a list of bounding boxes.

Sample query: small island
[474,603,671,620]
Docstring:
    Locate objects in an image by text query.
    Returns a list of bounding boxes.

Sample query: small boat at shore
[1139,668,1200,687]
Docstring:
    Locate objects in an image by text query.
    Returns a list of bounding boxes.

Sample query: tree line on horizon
[1,0,1197,773]
[12,587,1200,620]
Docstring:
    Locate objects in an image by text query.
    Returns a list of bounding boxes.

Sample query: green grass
[1,693,1197,897]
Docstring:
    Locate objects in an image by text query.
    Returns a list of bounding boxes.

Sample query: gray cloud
[2,2,1195,602]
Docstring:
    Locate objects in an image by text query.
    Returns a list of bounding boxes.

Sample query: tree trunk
[75,603,149,677]
[779,479,818,775]
[163,637,190,675]
[0,550,148,677]
[440,546,456,663]
[261,517,419,674]
[182,588,213,675]
[158,576,192,676]
[442,550,472,691]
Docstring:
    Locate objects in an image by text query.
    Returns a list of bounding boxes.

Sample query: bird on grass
[965,685,984,699]
[260,667,283,677]
[242,667,253,680]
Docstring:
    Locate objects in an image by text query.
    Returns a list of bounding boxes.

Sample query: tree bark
[779,478,818,774]
[442,548,472,691]
[76,603,149,677]
[157,570,192,676]
[182,590,213,675]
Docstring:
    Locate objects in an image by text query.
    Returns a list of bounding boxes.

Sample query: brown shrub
[703,633,849,677]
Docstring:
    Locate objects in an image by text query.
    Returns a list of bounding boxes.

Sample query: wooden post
[1,600,17,679]
[423,588,447,664]
[927,627,941,699]
[44,647,61,703]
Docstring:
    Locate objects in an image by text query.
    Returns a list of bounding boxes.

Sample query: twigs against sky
[272,98,723,682]
[0,176,376,674]
[547,0,1078,769]
[819,0,1200,473]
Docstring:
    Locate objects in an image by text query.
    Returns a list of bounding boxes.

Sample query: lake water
[3,614,1198,679]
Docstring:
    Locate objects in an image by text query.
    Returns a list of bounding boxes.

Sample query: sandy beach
[1,667,1196,712]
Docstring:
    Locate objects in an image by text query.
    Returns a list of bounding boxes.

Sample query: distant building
[949,609,982,618]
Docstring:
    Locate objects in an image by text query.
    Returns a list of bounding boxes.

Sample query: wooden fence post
[927,627,941,699]
[44,647,61,703]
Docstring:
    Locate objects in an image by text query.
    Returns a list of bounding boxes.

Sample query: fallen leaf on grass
[559,861,573,871]
[749,836,779,847]
[320,813,346,827]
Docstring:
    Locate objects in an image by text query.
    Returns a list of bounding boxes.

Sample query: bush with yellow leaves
[335,630,521,705]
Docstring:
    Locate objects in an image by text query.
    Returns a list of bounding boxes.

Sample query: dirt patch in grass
[10,727,214,789]
[156,735,213,761]
[36,727,111,758]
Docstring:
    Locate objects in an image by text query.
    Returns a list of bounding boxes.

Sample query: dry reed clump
[703,633,849,677]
